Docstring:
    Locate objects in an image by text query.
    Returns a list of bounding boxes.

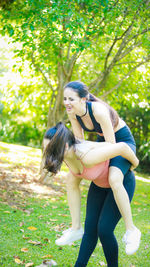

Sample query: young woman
[43,122,141,266]
[62,81,141,255]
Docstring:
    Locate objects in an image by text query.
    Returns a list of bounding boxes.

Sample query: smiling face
[64,87,85,116]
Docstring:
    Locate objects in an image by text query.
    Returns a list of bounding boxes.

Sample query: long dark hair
[43,122,76,174]
[64,81,119,128]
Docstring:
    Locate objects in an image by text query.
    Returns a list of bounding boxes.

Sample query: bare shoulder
[75,141,95,158]
[75,140,106,159]
[92,101,109,118]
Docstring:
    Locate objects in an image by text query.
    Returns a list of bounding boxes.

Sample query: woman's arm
[68,114,84,140]
[93,102,116,143]
[80,142,139,169]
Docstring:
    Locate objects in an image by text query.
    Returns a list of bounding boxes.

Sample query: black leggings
[74,171,136,267]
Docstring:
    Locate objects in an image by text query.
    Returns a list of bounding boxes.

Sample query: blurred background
[0,0,149,174]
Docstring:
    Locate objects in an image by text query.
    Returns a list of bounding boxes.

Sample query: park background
[0,0,150,266]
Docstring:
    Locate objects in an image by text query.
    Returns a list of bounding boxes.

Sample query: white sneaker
[62,227,72,235]
[55,227,84,246]
[123,227,141,255]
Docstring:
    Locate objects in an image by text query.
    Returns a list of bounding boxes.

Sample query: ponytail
[44,122,76,174]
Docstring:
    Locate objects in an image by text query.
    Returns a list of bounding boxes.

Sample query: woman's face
[64,87,84,115]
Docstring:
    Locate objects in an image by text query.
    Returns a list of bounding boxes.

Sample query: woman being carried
[43,122,140,267]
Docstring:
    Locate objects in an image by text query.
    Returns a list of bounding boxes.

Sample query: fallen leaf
[28,226,37,231]
[25,263,34,267]
[21,247,29,252]
[133,201,140,205]
[28,240,41,245]
[23,235,30,239]
[14,258,23,264]
[41,255,53,259]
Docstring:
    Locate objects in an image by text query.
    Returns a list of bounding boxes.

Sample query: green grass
[0,141,150,266]
[0,180,150,267]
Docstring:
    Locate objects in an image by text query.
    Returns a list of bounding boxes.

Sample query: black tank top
[76,102,103,134]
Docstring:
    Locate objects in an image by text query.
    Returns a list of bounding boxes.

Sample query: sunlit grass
[0,179,150,266]
[0,141,150,266]
[0,142,42,168]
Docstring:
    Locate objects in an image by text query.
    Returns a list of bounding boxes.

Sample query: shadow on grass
[0,141,67,209]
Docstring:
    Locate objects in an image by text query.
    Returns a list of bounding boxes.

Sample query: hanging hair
[43,122,76,174]
[64,81,119,128]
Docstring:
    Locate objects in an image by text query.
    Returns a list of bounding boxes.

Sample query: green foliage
[119,100,150,172]
[0,58,50,146]
[0,0,149,172]
[1,0,149,85]
[107,73,150,173]
[0,87,49,147]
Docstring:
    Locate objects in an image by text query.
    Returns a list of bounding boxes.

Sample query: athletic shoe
[55,227,84,246]
[123,226,141,255]
[62,227,72,235]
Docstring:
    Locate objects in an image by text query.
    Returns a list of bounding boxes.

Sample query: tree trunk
[40,63,70,181]
[47,63,70,128]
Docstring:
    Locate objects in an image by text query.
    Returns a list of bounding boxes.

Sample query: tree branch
[102,57,150,98]
[104,8,130,70]
[104,38,118,71]
[31,52,54,91]
[129,27,150,43]
[109,23,134,66]
[64,0,120,76]
[117,41,142,61]
[114,61,143,65]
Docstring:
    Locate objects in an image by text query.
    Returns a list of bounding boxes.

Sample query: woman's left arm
[93,102,116,143]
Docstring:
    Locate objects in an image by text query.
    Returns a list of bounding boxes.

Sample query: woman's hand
[130,157,139,170]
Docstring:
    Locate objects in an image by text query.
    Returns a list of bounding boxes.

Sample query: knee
[84,224,98,242]
[109,168,123,191]
[98,222,110,242]
[84,219,97,236]
[109,176,122,191]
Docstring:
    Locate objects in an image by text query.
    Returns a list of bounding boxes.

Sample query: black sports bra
[76,102,103,134]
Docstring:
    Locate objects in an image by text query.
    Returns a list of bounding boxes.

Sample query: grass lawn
[0,141,150,267]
